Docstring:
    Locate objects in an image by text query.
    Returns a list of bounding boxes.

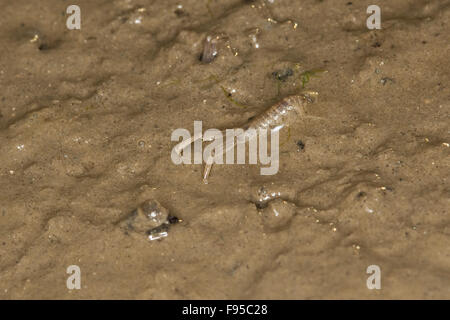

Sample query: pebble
[123,199,169,233]
[272,68,294,82]
[255,186,281,208]
[200,35,218,63]
[148,224,169,241]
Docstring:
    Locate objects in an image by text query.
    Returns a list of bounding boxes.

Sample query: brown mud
[0,0,449,299]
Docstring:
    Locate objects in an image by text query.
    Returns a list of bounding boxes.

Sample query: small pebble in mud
[121,200,179,240]
[167,215,180,224]
[147,224,169,241]
[255,186,281,208]
[200,35,218,63]
[356,191,367,199]
[174,5,187,17]
[272,68,294,82]
[380,77,395,85]
[372,42,382,48]
[147,215,180,241]
[137,199,169,229]
[259,198,297,231]
[296,140,305,151]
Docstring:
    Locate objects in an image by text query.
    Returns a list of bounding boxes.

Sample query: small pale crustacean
[175,92,321,183]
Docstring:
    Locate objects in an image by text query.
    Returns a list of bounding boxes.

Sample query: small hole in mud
[356,191,366,199]
[174,8,187,17]
[253,201,267,210]
[296,140,305,151]
[168,215,180,224]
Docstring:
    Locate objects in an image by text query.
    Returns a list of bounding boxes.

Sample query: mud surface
[0,0,449,299]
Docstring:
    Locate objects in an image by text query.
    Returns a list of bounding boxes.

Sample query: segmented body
[175,93,318,183]
[243,94,313,131]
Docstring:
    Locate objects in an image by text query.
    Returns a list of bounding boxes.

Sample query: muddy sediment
[0,0,449,299]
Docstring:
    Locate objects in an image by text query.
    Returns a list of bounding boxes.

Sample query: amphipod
[176,93,320,183]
